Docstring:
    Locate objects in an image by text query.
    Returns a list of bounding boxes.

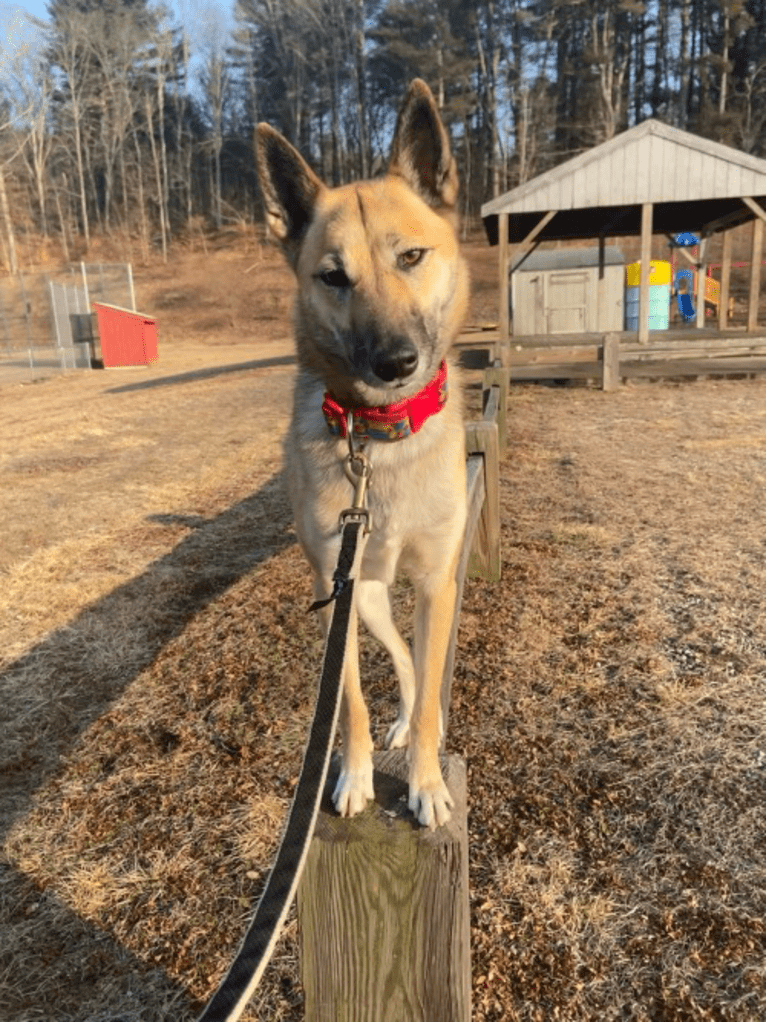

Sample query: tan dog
[255,79,468,829]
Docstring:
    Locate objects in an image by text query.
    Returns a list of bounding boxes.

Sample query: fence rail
[457,328,766,388]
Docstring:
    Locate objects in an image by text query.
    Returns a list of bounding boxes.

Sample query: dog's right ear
[255,124,323,265]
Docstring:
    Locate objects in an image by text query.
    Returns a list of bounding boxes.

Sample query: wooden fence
[458,328,766,389]
[296,363,509,1022]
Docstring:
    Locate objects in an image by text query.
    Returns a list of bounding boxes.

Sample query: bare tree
[198,8,231,230]
[0,162,18,273]
[48,7,93,246]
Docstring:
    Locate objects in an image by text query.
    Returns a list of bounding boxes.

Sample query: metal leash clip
[340,411,373,534]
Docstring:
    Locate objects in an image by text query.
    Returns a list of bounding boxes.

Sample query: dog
[255,79,468,829]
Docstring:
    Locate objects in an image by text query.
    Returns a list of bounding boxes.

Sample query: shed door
[546,270,589,333]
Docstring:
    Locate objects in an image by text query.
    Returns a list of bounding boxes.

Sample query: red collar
[322,361,448,442]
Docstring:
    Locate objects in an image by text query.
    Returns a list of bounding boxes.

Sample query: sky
[2,0,47,28]
[1,2,47,51]
[0,0,236,68]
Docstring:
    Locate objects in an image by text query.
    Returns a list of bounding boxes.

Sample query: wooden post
[481,365,510,451]
[465,420,500,583]
[749,215,763,332]
[638,202,653,343]
[501,210,556,364]
[297,750,471,1022]
[719,228,732,331]
[498,212,510,360]
[440,451,486,746]
[601,332,620,391]
[696,235,707,330]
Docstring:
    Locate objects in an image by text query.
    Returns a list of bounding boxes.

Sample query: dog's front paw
[385,715,410,750]
[332,762,374,818]
[408,776,454,830]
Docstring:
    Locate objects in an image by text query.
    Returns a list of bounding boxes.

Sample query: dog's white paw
[385,715,410,750]
[332,763,374,818]
[408,777,454,830]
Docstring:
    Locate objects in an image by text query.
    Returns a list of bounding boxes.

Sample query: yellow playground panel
[625,260,672,286]
[705,276,720,306]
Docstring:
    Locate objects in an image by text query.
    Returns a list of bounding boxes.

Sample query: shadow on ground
[0,471,295,1021]
[104,355,297,394]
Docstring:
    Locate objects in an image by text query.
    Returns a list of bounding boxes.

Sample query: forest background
[1,0,766,268]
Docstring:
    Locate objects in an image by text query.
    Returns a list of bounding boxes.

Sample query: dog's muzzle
[370,339,419,383]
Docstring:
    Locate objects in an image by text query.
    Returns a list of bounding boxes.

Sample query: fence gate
[48,281,91,369]
[0,263,136,383]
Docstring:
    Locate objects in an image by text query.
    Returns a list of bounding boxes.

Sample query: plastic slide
[675,268,696,322]
[677,292,695,322]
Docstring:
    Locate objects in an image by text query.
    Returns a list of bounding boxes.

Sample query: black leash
[196,515,368,1022]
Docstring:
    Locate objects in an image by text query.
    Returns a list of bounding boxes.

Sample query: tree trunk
[53,182,70,263]
[0,165,19,274]
[145,94,168,262]
[131,124,150,261]
[157,47,171,244]
[719,6,730,115]
[71,98,90,247]
[353,0,369,178]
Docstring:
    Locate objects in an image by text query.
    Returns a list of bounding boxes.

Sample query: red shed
[94,303,158,368]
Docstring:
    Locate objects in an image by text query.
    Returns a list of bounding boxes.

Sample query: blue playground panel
[675,269,696,322]
[625,283,671,330]
[673,232,699,247]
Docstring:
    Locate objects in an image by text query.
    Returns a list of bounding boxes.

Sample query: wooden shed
[511,246,624,335]
[481,118,766,347]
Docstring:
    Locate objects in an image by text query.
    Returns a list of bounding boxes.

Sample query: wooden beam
[482,365,510,452]
[638,202,653,343]
[748,216,763,332]
[440,451,484,745]
[666,239,697,267]
[700,206,751,236]
[465,419,500,583]
[601,332,620,391]
[498,212,510,349]
[696,235,708,330]
[509,238,541,275]
[519,208,556,247]
[742,196,766,222]
[719,228,732,331]
[298,751,471,1022]
[509,210,557,273]
[496,209,556,361]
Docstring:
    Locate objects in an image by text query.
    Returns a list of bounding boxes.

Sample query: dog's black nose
[372,343,419,382]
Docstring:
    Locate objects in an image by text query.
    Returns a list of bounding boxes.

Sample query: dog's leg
[312,576,374,817]
[357,579,416,749]
[409,565,458,830]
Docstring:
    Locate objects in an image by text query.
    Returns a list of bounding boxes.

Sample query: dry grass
[1,237,765,1021]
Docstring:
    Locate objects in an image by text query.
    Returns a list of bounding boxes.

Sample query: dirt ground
[1,233,765,1022]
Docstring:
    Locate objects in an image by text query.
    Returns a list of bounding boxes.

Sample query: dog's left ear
[388,79,458,210]
[255,123,324,265]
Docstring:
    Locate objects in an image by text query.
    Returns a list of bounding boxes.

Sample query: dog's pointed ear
[255,124,323,263]
[388,78,458,210]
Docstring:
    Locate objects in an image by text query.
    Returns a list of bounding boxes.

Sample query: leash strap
[196,519,367,1022]
[307,523,359,612]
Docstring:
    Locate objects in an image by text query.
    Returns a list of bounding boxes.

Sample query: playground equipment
[675,268,696,322]
[673,231,699,248]
[674,267,733,323]
[625,260,671,330]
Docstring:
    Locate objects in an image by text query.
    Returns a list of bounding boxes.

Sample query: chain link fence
[0,263,136,386]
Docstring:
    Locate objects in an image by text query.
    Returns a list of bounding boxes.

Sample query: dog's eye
[397,248,426,270]
[319,266,351,289]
